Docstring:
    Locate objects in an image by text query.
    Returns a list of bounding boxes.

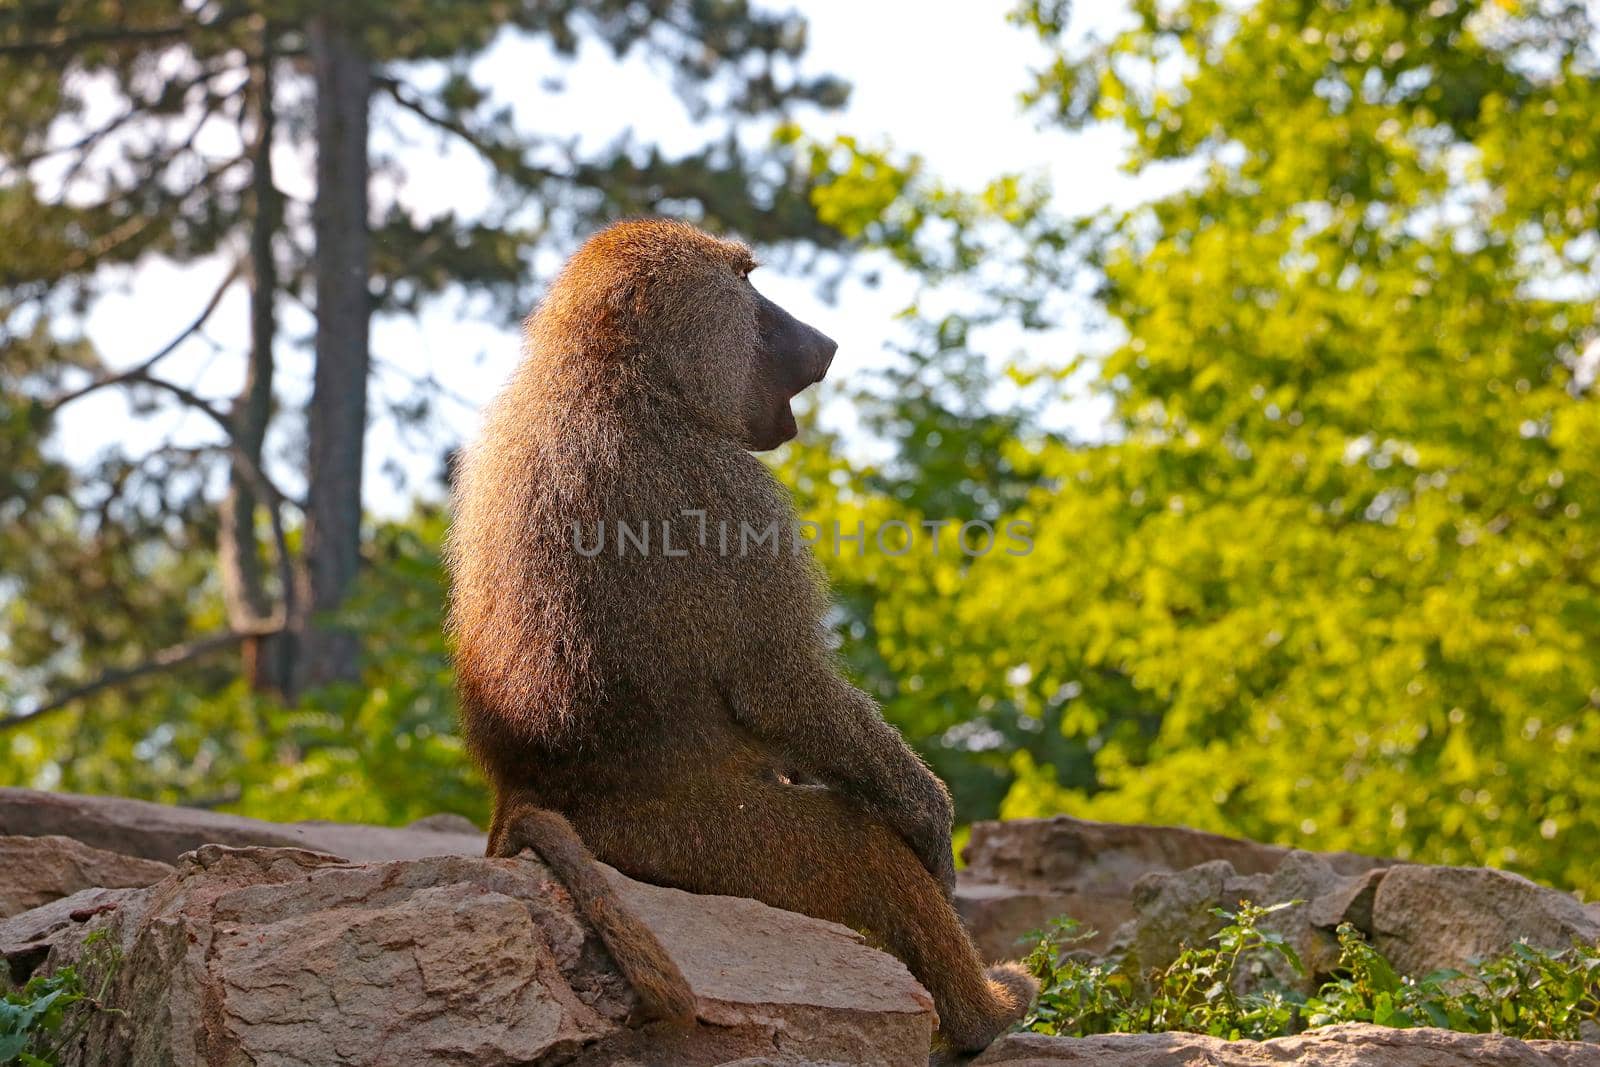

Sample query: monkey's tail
[495,805,698,1026]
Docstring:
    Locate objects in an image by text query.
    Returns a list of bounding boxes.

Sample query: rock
[2,845,932,1066]
[406,812,482,834]
[971,1024,1600,1065]
[962,818,1368,893]
[0,834,173,918]
[1257,853,1388,990]
[956,816,1384,961]
[1371,865,1600,977]
[1107,851,1377,993]
[1125,851,1391,994]
[1303,862,1385,933]
[0,885,138,986]
[615,871,933,1045]
[955,880,1123,960]
[0,787,485,863]
[1118,859,1268,979]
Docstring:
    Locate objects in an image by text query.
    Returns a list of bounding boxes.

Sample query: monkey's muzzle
[757,293,837,394]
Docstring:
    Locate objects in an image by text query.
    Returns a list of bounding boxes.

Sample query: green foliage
[1019,918,1141,1037]
[1023,902,1304,1040]
[1,508,487,829]
[225,508,488,826]
[1000,0,1600,895]
[1308,924,1600,1041]
[1022,905,1600,1042]
[0,930,122,1066]
[782,0,1600,896]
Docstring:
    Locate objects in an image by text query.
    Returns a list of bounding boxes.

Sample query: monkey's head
[529,218,836,450]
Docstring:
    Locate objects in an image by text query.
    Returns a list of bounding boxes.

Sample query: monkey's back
[447,379,819,794]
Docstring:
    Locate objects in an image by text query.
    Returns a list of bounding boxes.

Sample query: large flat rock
[0,786,485,862]
[1,845,933,1066]
[972,1024,1600,1065]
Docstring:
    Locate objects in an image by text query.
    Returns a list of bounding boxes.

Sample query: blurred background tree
[3,0,1597,895]
[983,0,1600,890]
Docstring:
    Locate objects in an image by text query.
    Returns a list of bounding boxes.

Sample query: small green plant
[1022,902,1600,1043]
[0,930,123,1067]
[1021,917,1139,1036]
[1023,901,1305,1039]
[1140,901,1304,1040]
[1308,923,1600,1041]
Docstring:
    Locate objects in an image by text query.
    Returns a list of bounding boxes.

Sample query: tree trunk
[221,25,293,695]
[299,10,371,690]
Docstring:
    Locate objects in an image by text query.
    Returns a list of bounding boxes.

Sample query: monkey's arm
[721,654,957,897]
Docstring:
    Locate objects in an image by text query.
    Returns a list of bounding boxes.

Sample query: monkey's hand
[884,767,957,900]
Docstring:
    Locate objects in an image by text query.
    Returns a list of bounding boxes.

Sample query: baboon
[446,218,1036,1051]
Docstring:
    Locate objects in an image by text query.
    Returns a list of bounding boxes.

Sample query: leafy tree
[810,0,1600,892]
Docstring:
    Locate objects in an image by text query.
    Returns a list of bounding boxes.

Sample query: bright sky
[56,1,1180,516]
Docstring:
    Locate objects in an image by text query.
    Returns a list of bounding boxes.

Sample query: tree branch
[58,152,248,272]
[131,376,301,631]
[374,74,555,185]
[45,313,302,651]
[0,7,246,58]
[46,261,242,411]
[7,65,229,175]
[1,625,282,731]
[375,75,486,153]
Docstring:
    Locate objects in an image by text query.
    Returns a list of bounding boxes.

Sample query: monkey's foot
[936,961,1039,1053]
[984,961,1038,1019]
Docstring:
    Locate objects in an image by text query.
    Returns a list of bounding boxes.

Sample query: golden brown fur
[446,218,1035,1050]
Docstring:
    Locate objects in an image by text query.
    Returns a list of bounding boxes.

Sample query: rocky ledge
[1,787,1596,1065]
[975,1024,1600,1065]
[0,793,930,1065]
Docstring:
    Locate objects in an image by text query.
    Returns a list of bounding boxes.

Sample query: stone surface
[6,789,1595,1065]
[971,1025,1600,1065]
[406,812,482,834]
[1,844,932,1066]
[1259,853,1388,989]
[0,885,137,985]
[0,786,485,863]
[956,816,1384,961]
[0,834,173,918]
[1118,851,1396,992]
[1371,865,1600,978]
[1119,859,1268,978]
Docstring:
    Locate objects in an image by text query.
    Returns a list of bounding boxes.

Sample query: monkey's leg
[487,793,697,1027]
[573,776,1036,1052]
